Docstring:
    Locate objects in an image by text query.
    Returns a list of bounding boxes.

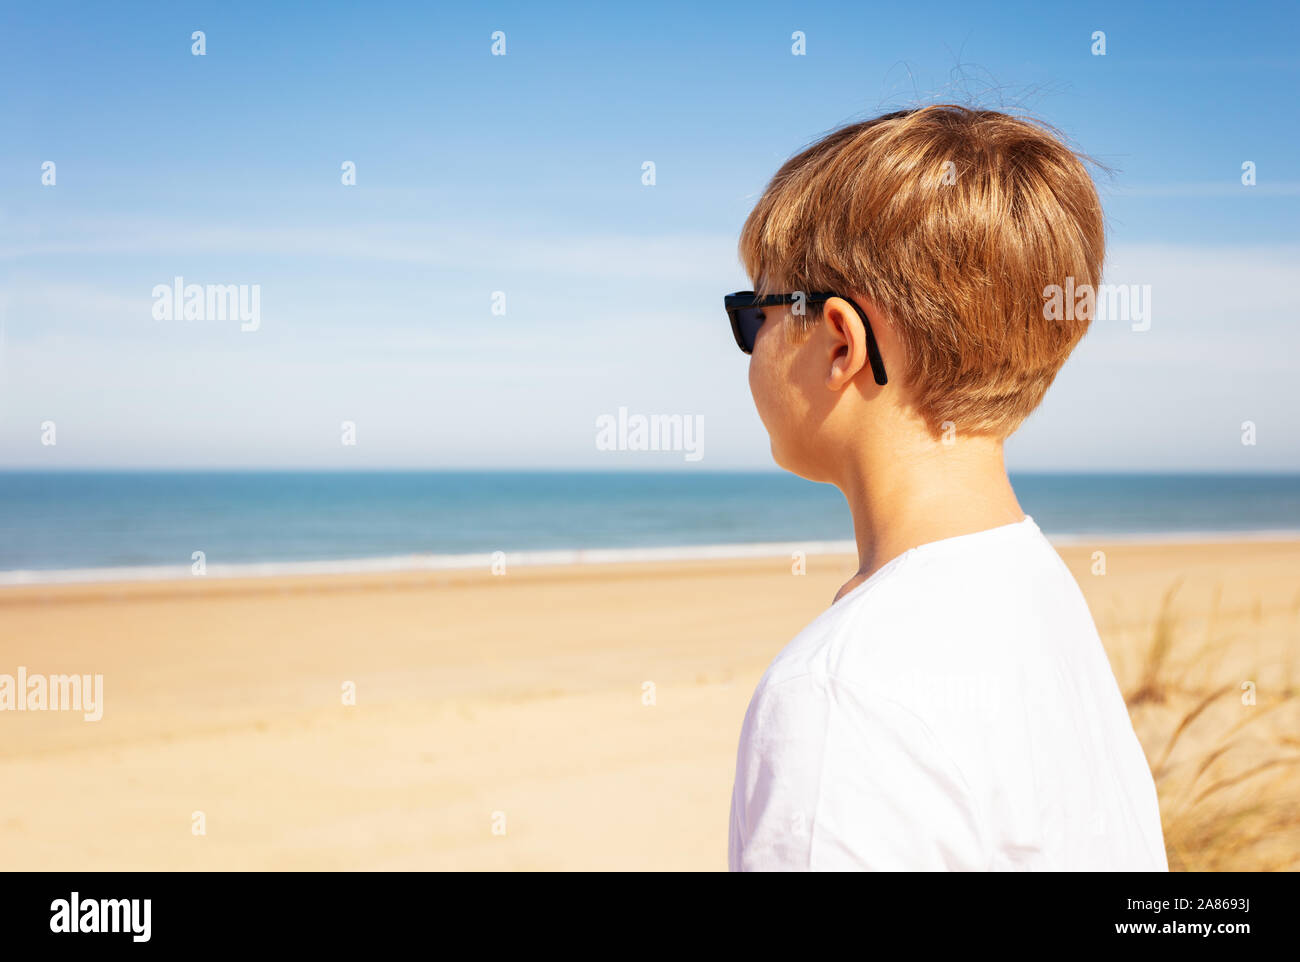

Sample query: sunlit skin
[747,294,1027,602]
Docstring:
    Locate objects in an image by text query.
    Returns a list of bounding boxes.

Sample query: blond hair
[739,105,1104,437]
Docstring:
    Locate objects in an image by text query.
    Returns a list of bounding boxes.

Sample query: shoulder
[757,534,1016,699]
[739,554,982,802]
[756,551,923,691]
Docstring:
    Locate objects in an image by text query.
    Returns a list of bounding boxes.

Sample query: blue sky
[2,0,1297,470]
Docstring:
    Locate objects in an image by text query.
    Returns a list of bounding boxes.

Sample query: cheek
[746,324,828,475]
[747,324,800,439]
[747,331,782,422]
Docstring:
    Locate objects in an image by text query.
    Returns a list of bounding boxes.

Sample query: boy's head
[735,105,1103,480]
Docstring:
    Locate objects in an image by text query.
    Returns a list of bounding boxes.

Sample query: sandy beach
[1,537,1297,871]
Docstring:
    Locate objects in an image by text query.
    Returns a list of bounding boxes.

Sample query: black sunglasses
[723,290,888,386]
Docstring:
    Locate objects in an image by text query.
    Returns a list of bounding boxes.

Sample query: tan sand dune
[1,539,1297,870]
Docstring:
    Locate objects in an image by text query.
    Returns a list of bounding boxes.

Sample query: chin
[769,437,820,482]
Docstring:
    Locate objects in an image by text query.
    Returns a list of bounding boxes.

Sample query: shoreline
[3,527,1300,587]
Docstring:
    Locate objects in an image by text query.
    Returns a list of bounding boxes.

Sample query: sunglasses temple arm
[863,323,888,386]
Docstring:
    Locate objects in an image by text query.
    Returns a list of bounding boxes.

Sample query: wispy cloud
[1,217,739,283]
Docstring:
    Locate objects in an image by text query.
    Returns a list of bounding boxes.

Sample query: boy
[725,106,1167,871]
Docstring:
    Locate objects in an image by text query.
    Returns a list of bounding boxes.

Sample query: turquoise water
[0,471,1297,573]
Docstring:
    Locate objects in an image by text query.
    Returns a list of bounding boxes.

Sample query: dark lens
[734,307,766,353]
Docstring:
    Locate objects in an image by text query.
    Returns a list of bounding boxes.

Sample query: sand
[1,538,1297,871]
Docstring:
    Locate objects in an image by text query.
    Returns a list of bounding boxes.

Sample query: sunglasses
[723,290,888,386]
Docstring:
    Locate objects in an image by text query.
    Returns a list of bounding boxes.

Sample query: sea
[0,471,1298,584]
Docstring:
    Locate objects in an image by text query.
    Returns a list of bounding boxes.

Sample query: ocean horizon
[1,470,1298,584]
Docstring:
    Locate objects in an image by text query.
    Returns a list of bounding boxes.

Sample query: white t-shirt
[728,517,1168,871]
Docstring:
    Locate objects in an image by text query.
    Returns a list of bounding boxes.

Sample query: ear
[820,295,870,391]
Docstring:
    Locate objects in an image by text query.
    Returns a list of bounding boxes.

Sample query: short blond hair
[739,105,1104,437]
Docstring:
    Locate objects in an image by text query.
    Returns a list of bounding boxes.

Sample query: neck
[832,435,1025,602]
